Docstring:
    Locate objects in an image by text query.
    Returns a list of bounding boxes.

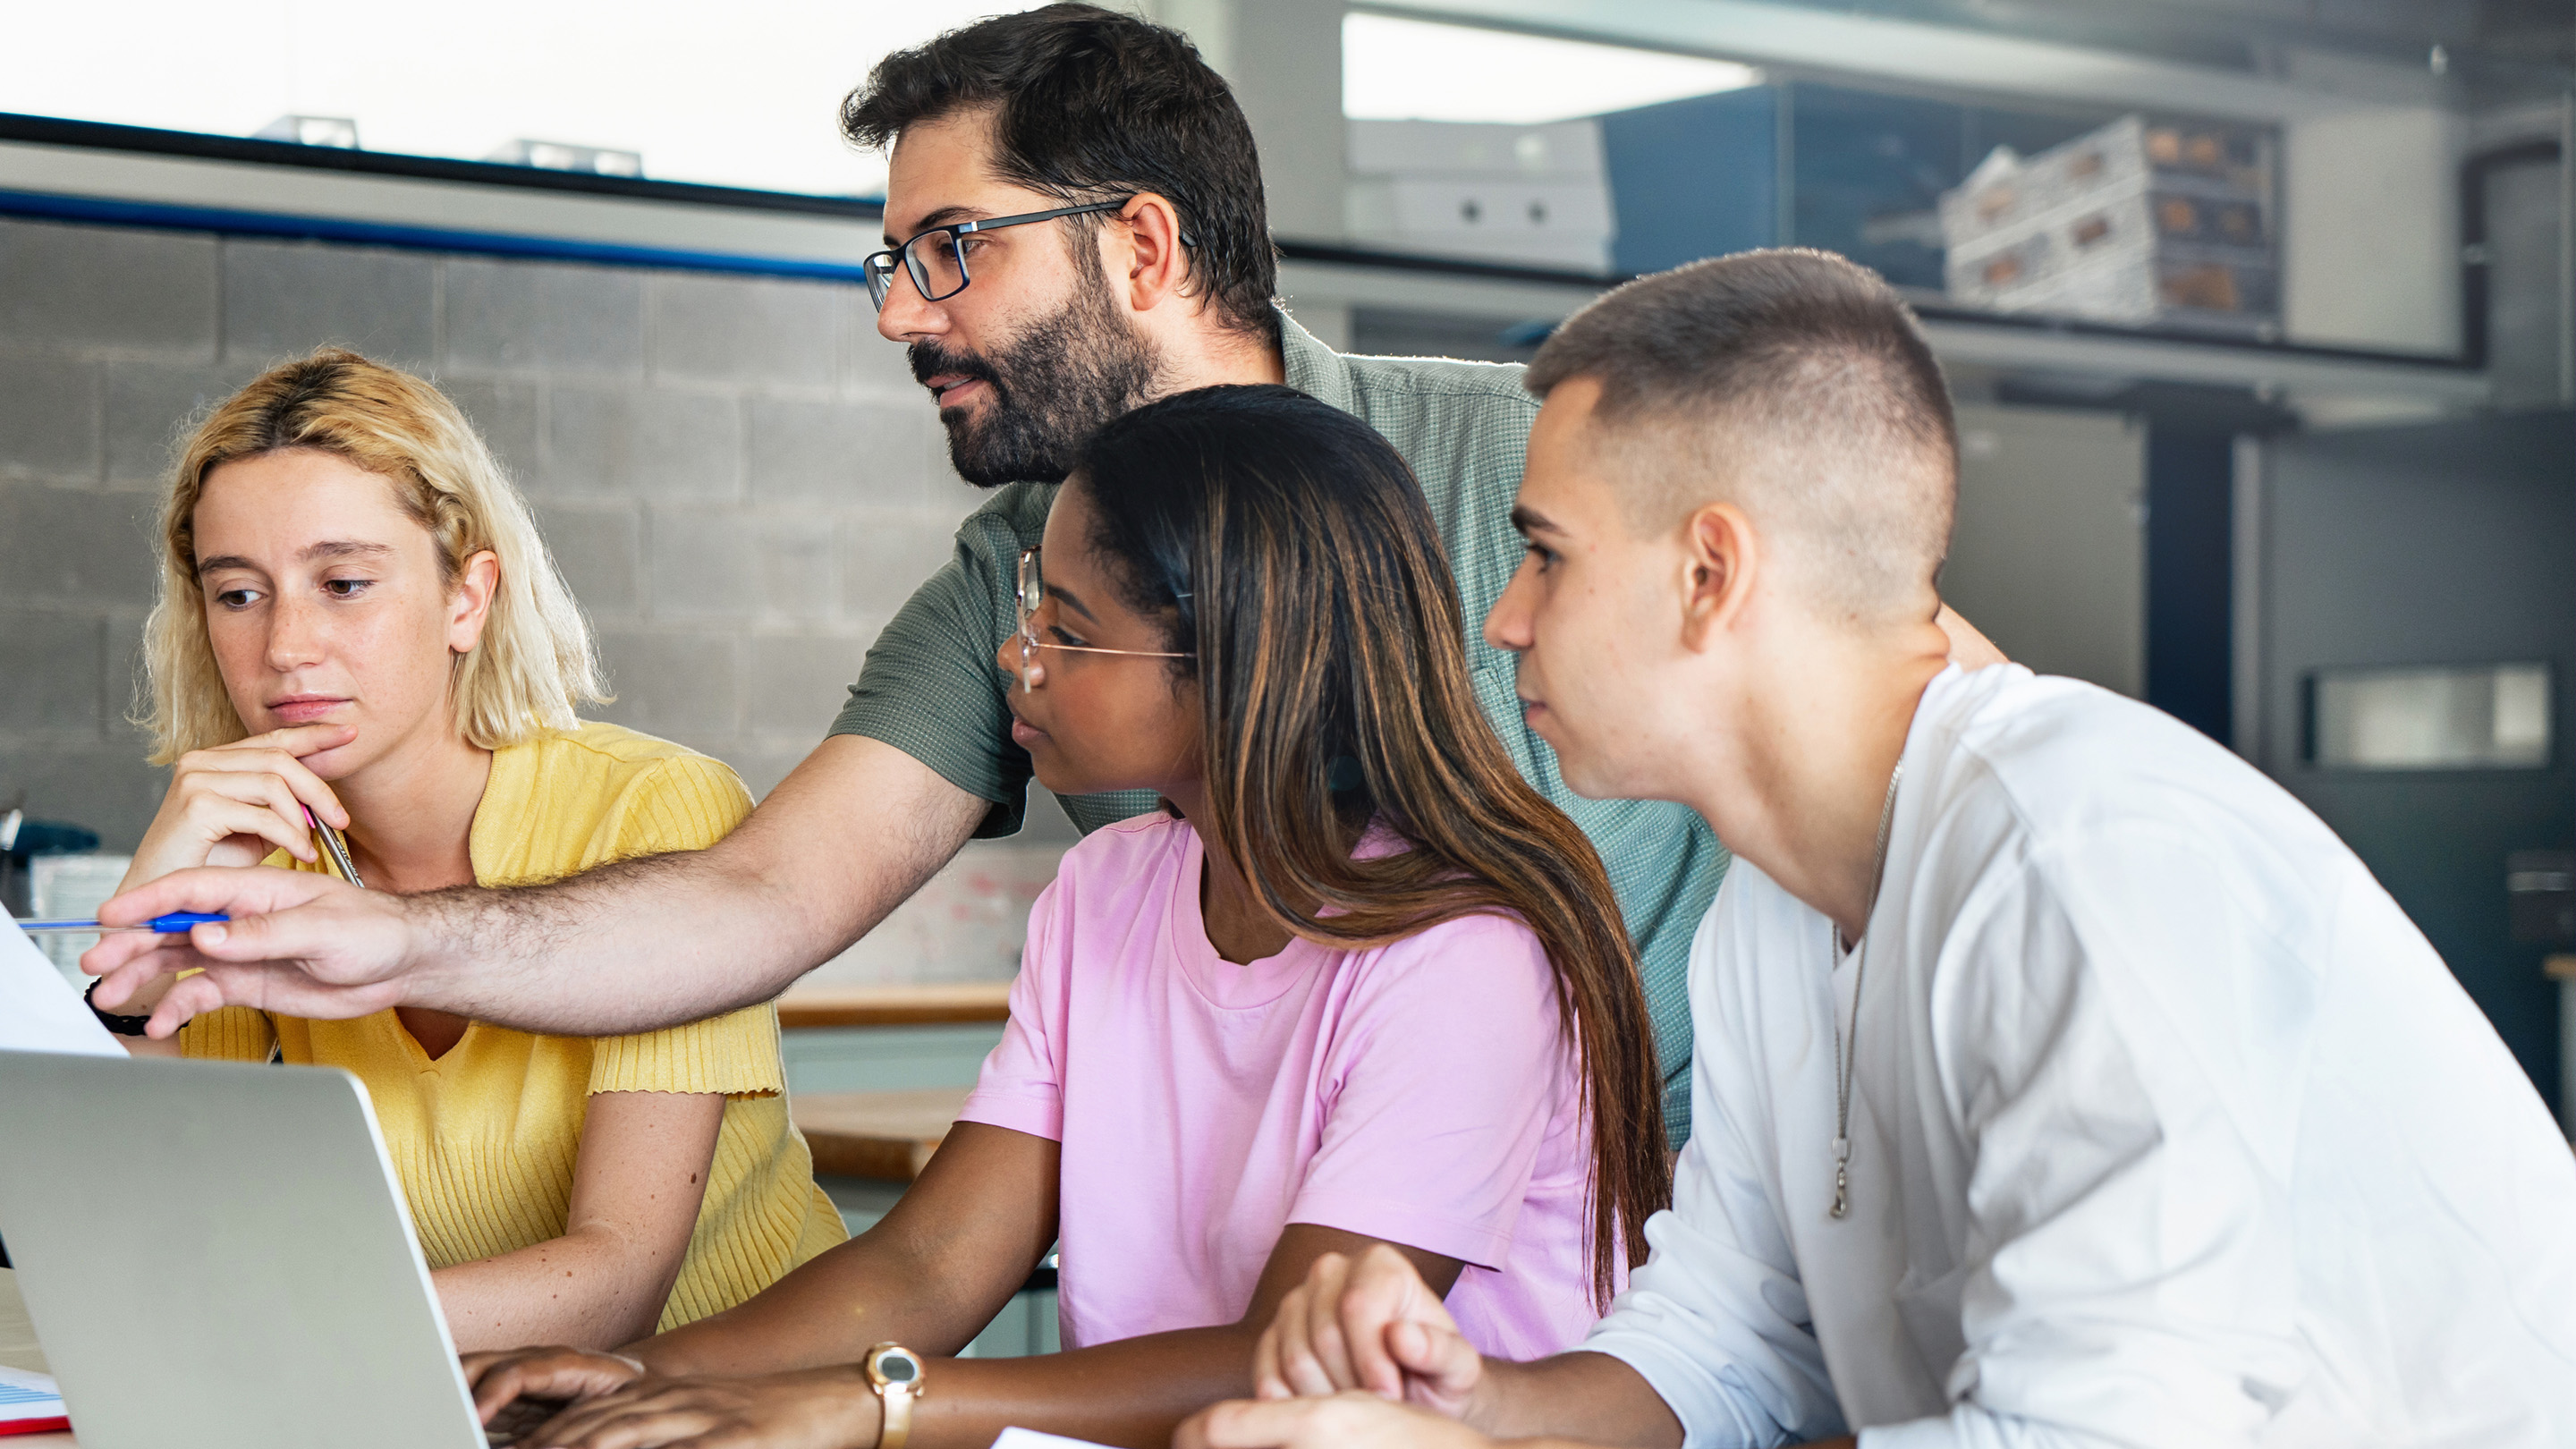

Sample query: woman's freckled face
[994,481,1203,800]
[192,449,485,782]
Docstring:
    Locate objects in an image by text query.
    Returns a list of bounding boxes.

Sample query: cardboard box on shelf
[1940,114,2278,335]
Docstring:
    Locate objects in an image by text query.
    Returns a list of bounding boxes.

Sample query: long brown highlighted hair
[1072,384,1668,1304]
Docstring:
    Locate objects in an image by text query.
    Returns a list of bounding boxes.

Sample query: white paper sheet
[0,916,123,1057]
[0,1363,66,1428]
[989,1428,1120,1449]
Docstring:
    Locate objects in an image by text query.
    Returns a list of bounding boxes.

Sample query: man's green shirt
[829,312,1730,1140]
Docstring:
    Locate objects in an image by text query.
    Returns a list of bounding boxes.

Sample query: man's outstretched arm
[88,735,991,1038]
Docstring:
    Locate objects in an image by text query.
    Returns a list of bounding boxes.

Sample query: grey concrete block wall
[0,223,218,354]
[0,214,982,850]
[222,241,439,369]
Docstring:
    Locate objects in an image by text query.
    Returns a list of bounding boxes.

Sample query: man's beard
[911,267,1162,487]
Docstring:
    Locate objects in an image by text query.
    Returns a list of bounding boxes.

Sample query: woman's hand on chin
[488,1364,878,1449]
[124,724,359,887]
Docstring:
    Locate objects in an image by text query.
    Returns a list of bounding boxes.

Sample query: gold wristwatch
[864,1342,928,1449]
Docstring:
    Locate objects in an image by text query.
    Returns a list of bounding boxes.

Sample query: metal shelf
[0,112,2490,411]
[1277,241,2487,409]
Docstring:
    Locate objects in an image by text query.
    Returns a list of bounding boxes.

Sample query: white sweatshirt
[1585,664,2576,1448]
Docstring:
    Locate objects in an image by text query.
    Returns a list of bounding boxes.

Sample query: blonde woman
[109,348,847,1352]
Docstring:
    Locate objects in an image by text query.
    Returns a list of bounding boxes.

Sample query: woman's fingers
[225,722,359,759]
[531,1382,767,1449]
[530,1372,872,1449]
[1252,1309,1292,1399]
[1340,1243,1462,1402]
[136,734,356,877]
[538,1402,719,1449]
[1388,1318,1482,1413]
[464,1352,538,1420]
[1264,1249,1429,1401]
[1298,1253,1364,1394]
[463,1348,639,1422]
[517,1389,648,1447]
[184,733,352,830]
[183,791,319,865]
[235,767,325,857]
[1265,1254,1352,1399]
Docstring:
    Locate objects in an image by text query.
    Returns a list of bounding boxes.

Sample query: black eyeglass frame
[863,198,1146,310]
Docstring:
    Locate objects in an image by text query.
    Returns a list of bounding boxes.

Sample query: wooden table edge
[792,1087,973,1184]
[777,982,1012,1029]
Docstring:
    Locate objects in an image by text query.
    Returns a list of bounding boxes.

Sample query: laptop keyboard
[482,1396,571,1446]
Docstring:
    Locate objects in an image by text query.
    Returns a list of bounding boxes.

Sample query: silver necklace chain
[1829,757,1904,1222]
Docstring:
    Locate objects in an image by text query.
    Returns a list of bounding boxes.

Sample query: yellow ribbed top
[180,721,847,1331]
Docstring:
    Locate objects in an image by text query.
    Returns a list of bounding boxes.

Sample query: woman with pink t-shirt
[463,386,1666,1449]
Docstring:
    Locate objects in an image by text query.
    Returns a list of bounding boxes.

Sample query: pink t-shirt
[959,814,1613,1360]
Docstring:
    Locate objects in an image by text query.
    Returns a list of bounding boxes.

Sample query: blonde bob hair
[140,347,606,765]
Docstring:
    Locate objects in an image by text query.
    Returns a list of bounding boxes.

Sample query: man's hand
[497,1365,877,1449]
[464,1346,649,1424]
[1183,1392,1494,1449]
[80,865,420,1036]
[1255,1246,1484,1419]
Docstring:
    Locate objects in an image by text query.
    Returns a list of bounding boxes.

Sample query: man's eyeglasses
[864,199,1134,312]
[1013,547,1191,691]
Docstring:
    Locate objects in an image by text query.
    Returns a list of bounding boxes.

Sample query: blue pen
[13,912,230,935]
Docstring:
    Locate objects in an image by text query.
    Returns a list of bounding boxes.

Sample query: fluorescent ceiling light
[1344,12,1760,123]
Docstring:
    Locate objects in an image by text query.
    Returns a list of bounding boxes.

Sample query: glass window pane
[7,1,1042,198]
[1343,13,1758,125]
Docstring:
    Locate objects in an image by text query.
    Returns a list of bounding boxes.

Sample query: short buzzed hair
[1527,249,1957,623]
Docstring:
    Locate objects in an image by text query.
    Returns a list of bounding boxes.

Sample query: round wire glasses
[1013,547,1192,691]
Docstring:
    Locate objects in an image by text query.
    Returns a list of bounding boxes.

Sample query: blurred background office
[1,1,2569,1138]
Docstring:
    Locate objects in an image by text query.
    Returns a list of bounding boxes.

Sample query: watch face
[880,1356,917,1384]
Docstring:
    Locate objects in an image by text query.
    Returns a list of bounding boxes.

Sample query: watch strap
[84,978,153,1037]
[878,1380,914,1449]
[864,1343,926,1449]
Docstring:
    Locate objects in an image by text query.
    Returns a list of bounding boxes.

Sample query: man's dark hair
[844,4,1279,347]
[1528,248,1958,620]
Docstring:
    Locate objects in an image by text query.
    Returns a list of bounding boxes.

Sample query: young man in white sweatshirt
[1184,249,2576,1449]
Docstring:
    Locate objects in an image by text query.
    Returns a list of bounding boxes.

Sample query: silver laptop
[0,1050,492,1449]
